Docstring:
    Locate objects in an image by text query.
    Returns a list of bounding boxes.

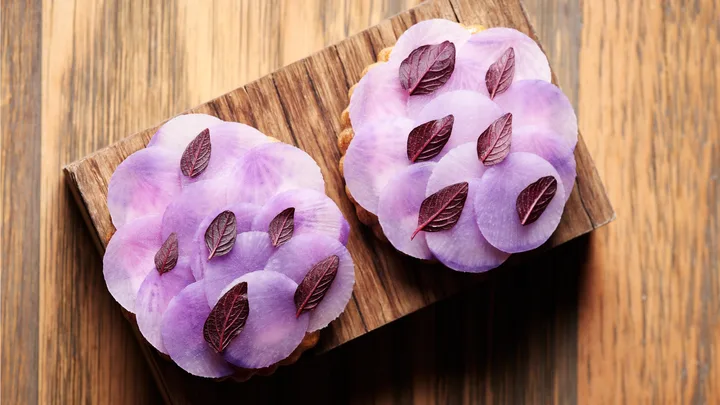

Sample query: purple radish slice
[251,189,350,246]
[412,90,505,157]
[493,80,578,148]
[107,147,182,228]
[343,118,414,214]
[264,233,355,331]
[181,122,272,187]
[220,271,310,369]
[377,162,436,260]
[161,280,234,378]
[103,215,163,312]
[510,126,577,201]
[230,143,325,206]
[426,142,487,195]
[147,114,223,155]
[425,181,510,272]
[349,62,408,130]
[160,176,238,260]
[389,19,471,65]
[190,203,260,280]
[454,28,551,96]
[136,257,195,353]
[203,231,274,307]
[474,152,565,253]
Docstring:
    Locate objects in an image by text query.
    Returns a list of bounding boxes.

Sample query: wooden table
[2,0,717,404]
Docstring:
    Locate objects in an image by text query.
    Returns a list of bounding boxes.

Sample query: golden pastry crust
[338,25,485,241]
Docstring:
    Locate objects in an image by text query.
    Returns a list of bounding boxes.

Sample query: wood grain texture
[577,1,720,404]
[1,1,41,404]
[5,0,716,404]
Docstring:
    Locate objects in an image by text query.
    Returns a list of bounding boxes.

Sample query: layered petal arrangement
[104,114,354,378]
[342,19,577,272]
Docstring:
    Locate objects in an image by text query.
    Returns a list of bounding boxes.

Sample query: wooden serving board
[63,0,614,403]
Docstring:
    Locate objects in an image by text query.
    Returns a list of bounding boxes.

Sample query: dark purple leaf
[204,210,237,260]
[407,115,455,163]
[399,41,456,96]
[203,281,249,353]
[294,255,339,317]
[180,128,211,178]
[268,207,295,247]
[411,182,469,240]
[485,47,515,99]
[516,176,558,225]
[154,233,178,274]
[477,113,512,166]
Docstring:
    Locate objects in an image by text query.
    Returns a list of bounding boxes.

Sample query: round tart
[339,19,577,272]
[104,114,354,379]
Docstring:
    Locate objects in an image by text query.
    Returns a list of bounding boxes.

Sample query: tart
[104,114,354,380]
[339,19,577,272]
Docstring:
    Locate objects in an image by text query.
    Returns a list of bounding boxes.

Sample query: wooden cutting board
[63,0,614,403]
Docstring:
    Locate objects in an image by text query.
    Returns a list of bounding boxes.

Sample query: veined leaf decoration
[516,176,558,225]
[294,255,339,318]
[203,281,249,353]
[411,182,469,240]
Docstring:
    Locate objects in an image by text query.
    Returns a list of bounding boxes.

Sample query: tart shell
[338,24,486,243]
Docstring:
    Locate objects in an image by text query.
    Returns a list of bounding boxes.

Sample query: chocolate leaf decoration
[154,233,178,274]
[399,41,456,96]
[516,176,558,226]
[411,182,469,240]
[485,47,515,99]
[203,281,249,353]
[268,207,295,247]
[407,115,455,163]
[205,210,237,260]
[180,128,212,178]
[294,255,339,317]
[477,113,512,166]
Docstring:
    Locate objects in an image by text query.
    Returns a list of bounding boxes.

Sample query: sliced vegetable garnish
[264,233,355,332]
[474,152,565,253]
[377,163,436,259]
[220,271,309,369]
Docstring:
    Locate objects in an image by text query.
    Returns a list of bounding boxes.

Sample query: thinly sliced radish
[147,113,223,154]
[103,215,163,312]
[343,118,414,214]
[459,27,552,95]
[181,122,272,187]
[425,181,510,272]
[349,62,408,130]
[388,19,471,65]
[426,142,487,195]
[203,231,274,306]
[107,148,182,228]
[474,152,565,253]
[230,143,324,206]
[406,28,550,110]
[264,234,355,331]
[161,280,234,378]
[377,162,436,260]
[136,257,195,354]
[412,91,504,158]
[190,203,261,280]
[251,189,349,245]
[494,80,578,147]
[510,126,577,201]
[221,271,309,369]
[160,176,237,260]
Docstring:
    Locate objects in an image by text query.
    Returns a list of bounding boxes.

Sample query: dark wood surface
[2,0,718,404]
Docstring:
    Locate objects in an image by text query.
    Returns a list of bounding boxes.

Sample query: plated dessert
[103,114,354,379]
[340,19,577,272]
